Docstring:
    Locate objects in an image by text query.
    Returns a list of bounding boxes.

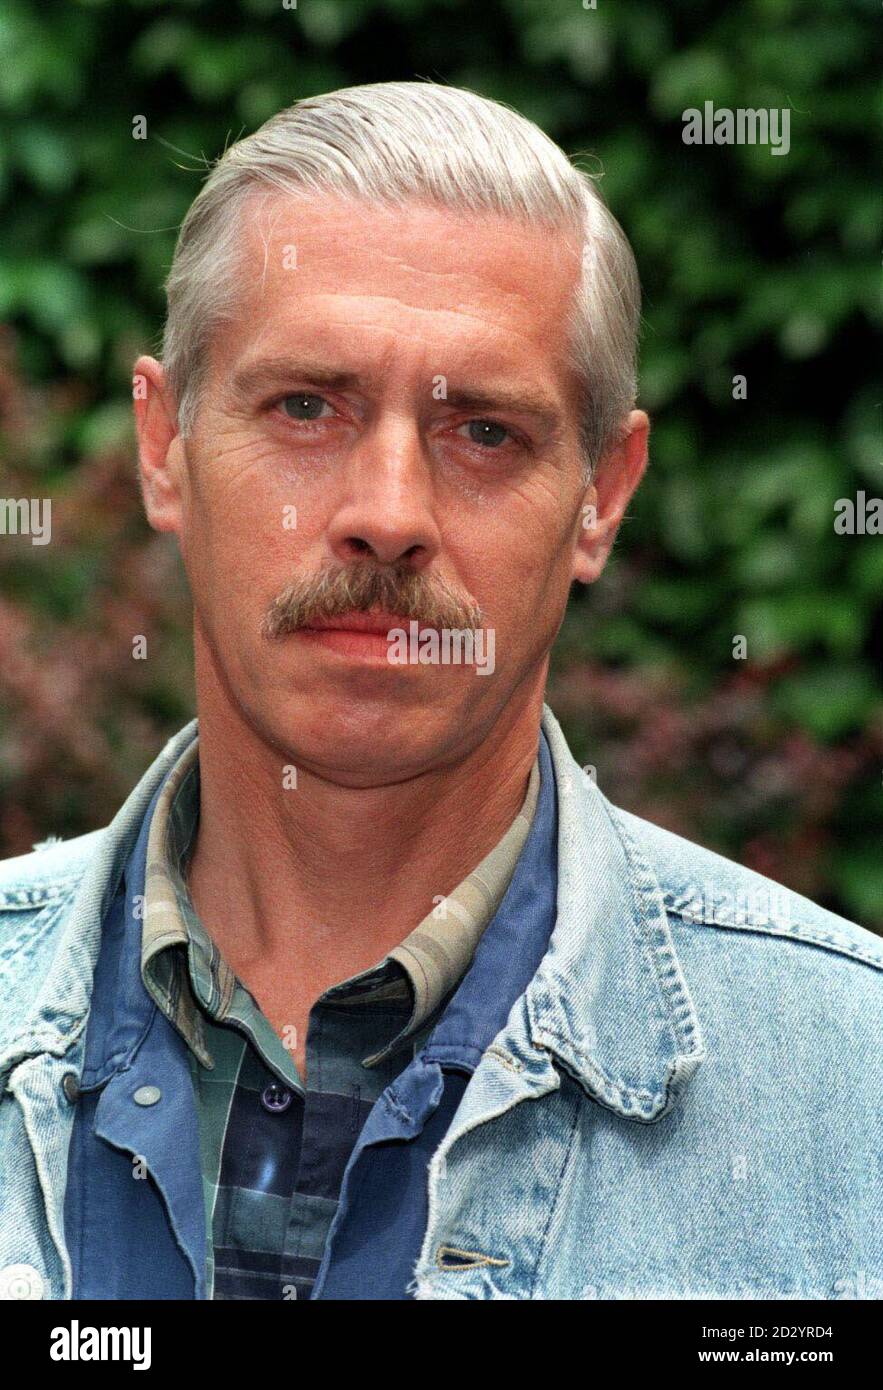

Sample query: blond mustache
[261,560,485,639]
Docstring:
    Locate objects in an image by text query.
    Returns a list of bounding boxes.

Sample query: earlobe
[572,409,649,587]
[573,481,605,585]
[133,356,185,534]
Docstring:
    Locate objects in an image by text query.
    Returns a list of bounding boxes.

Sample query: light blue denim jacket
[1,705,881,1300]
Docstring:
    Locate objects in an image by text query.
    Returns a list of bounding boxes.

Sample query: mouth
[296,609,418,663]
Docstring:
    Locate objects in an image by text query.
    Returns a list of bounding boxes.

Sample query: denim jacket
[1,705,881,1300]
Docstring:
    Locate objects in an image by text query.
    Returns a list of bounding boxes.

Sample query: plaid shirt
[140,738,540,1299]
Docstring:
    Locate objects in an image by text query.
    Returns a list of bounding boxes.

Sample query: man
[0,82,879,1303]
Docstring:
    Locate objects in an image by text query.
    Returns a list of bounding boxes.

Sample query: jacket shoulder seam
[664,898,883,972]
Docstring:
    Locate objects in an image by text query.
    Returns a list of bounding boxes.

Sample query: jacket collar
[2,707,704,1121]
[520,705,705,1121]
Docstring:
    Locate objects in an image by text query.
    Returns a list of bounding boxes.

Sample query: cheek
[180,509,274,652]
[459,489,577,614]
[460,533,570,650]
[185,443,311,580]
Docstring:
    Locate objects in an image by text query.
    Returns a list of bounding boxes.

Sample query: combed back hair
[162,81,641,479]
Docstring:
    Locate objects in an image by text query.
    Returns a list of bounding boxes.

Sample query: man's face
[139,194,642,784]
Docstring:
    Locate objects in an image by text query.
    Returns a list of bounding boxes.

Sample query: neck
[186,649,545,1001]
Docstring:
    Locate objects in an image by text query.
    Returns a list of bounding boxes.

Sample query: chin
[252,681,461,785]
[286,716,449,787]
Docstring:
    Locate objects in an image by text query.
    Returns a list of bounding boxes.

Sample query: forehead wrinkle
[246,271,560,327]
[240,295,571,382]
[239,214,580,330]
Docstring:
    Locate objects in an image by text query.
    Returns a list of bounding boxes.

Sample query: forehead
[216,191,583,390]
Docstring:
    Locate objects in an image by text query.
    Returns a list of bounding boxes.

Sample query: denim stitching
[485,1045,523,1073]
[531,1036,664,1115]
[667,901,883,971]
[606,801,705,1057]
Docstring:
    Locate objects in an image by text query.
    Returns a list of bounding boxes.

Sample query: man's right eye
[279,394,332,421]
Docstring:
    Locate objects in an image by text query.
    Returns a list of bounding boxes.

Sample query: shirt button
[0,1264,44,1300]
[61,1072,80,1103]
[261,1081,293,1114]
[133,1085,162,1107]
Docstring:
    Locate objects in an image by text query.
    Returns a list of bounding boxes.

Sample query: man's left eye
[458,419,511,448]
[279,393,332,421]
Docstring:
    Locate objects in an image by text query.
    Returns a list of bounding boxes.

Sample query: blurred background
[0,0,881,928]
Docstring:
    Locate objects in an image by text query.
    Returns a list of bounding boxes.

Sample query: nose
[327,415,441,571]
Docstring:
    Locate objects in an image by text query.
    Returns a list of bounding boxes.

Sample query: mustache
[261,560,485,639]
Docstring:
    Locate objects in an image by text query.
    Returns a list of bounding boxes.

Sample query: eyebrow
[229,357,563,426]
[230,359,361,401]
[442,385,560,426]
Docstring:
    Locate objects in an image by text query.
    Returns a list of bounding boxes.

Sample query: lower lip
[297,628,400,662]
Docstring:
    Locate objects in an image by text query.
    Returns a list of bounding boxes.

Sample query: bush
[1,0,881,927]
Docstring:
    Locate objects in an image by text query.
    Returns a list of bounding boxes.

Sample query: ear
[573,410,649,585]
[132,355,187,535]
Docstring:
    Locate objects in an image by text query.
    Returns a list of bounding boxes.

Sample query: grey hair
[162,81,640,479]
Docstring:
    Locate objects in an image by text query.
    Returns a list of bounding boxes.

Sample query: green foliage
[1,0,881,926]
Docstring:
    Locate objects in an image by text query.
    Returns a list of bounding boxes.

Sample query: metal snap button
[133,1085,162,1107]
[61,1072,80,1104]
[0,1264,44,1300]
[261,1081,293,1114]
